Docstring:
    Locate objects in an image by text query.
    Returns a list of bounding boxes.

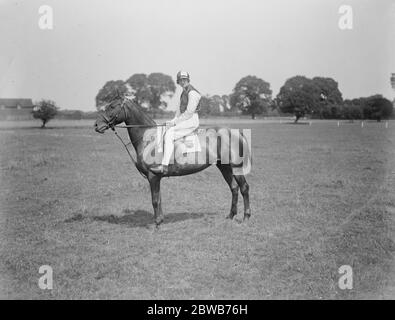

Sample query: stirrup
[150,165,168,175]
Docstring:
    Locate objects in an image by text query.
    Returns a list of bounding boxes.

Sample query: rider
[150,71,201,174]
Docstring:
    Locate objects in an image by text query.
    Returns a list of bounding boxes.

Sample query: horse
[94,95,251,227]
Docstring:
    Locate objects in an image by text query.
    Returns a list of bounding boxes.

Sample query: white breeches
[162,113,199,165]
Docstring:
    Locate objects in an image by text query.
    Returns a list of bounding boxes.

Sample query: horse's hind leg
[217,164,239,219]
[233,175,251,220]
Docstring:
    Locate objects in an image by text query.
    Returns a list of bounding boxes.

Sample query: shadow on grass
[65,210,217,228]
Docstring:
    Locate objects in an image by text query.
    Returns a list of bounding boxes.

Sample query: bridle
[99,96,167,130]
[97,96,167,178]
[98,97,128,131]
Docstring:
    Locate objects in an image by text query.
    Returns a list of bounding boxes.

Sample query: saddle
[157,127,202,154]
[174,128,202,153]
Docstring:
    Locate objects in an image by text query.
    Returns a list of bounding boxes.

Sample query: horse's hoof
[148,222,162,232]
[155,220,163,228]
[146,224,157,232]
[243,215,251,221]
[155,216,164,226]
[226,213,236,220]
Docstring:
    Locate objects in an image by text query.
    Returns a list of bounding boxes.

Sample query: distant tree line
[56,110,96,120]
[95,72,394,122]
[229,74,393,122]
[274,75,393,122]
[34,72,392,126]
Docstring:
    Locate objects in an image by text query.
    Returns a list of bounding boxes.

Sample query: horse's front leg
[148,174,164,227]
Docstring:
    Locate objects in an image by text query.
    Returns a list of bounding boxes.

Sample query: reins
[101,96,167,179]
[111,127,150,179]
[114,124,167,128]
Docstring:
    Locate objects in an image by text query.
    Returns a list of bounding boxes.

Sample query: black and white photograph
[0,0,394,303]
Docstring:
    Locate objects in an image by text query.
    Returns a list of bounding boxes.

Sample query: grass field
[0,118,394,299]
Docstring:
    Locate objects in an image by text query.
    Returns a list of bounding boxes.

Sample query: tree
[124,74,151,105]
[221,95,232,112]
[211,95,226,114]
[311,77,343,118]
[276,76,320,123]
[198,95,222,117]
[320,104,339,119]
[198,95,213,117]
[32,100,58,128]
[125,72,176,117]
[342,103,362,120]
[230,75,272,119]
[312,77,343,104]
[346,95,393,121]
[369,96,393,121]
[95,80,129,107]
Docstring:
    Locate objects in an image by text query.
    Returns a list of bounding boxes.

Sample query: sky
[0,0,394,111]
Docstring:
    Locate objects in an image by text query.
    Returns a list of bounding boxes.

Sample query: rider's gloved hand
[166,121,175,127]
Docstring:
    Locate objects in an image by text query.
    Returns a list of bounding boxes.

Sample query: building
[0,98,35,120]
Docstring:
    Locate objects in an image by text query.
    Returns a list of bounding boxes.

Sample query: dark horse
[94,96,251,227]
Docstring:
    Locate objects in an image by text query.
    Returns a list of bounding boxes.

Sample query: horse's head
[94,96,128,133]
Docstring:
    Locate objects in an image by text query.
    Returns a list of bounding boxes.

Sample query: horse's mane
[114,96,156,126]
[128,99,156,125]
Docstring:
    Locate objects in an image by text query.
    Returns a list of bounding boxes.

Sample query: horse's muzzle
[94,122,108,134]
